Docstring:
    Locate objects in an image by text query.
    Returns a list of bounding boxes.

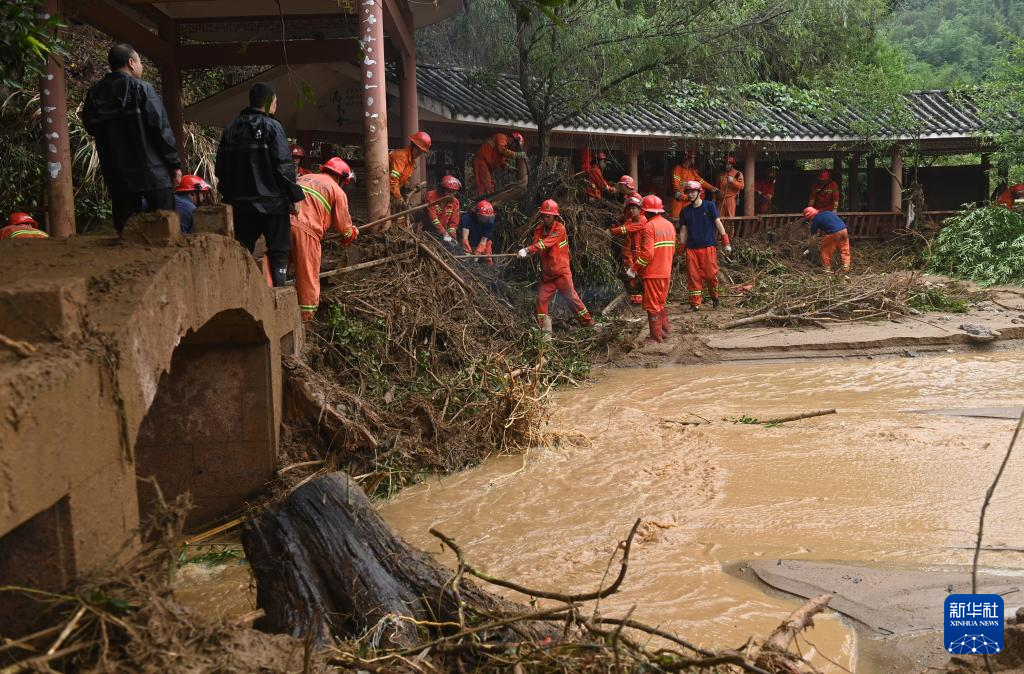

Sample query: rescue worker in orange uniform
[390,131,431,206]
[804,207,850,273]
[585,152,616,202]
[1,213,49,239]
[995,184,1024,208]
[290,144,310,176]
[617,174,638,201]
[517,199,595,331]
[679,180,731,311]
[715,155,745,218]
[290,157,359,321]
[462,200,497,267]
[608,193,646,305]
[422,175,462,246]
[754,165,779,215]
[808,169,840,211]
[625,195,676,342]
[473,131,526,196]
[668,151,716,222]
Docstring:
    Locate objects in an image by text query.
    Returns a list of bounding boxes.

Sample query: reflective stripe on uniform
[301,185,332,212]
[689,290,703,296]
[9,229,48,238]
[558,240,568,248]
[635,257,649,266]
[299,304,318,311]
[390,170,401,178]
[654,241,675,248]
[537,241,546,250]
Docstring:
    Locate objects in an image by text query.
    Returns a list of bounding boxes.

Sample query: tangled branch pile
[927,206,1024,286]
[288,226,620,496]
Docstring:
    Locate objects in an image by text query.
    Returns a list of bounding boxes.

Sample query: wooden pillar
[890,147,903,213]
[157,22,184,161]
[39,0,75,238]
[400,50,421,186]
[360,0,389,220]
[979,153,991,204]
[743,146,756,216]
[847,153,861,211]
[628,144,639,185]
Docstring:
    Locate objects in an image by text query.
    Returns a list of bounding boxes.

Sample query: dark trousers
[233,208,292,287]
[111,188,175,234]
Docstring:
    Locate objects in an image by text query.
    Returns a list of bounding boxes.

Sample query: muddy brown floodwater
[379,353,1024,673]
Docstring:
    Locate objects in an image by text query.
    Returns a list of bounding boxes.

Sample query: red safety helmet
[641,194,664,213]
[803,206,819,220]
[476,200,495,217]
[8,212,37,227]
[176,175,211,192]
[817,170,831,182]
[440,175,462,191]
[725,155,736,164]
[684,180,702,192]
[618,175,636,189]
[1011,183,1024,195]
[322,157,355,186]
[510,131,525,148]
[538,199,560,216]
[625,194,643,208]
[290,144,305,158]
[410,131,432,152]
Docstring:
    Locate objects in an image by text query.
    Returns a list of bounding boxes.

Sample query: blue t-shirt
[461,212,495,247]
[680,200,719,249]
[810,210,847,235]
[174,194,197,234]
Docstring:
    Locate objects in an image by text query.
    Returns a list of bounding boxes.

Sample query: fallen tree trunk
[241,471,555,649]
[755,593,833,673]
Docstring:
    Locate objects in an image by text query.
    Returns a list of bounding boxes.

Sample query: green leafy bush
[927,206,1024,286]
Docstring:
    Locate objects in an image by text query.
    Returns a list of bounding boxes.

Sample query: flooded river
[175,353,1024,672]
[380,353,1024,672]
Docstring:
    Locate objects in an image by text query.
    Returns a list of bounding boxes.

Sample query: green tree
[0,0,63,89]
[969,34,1024,178]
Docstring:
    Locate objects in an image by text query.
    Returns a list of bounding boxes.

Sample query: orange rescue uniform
[715,168,745,218]
[754,178,776,214]
[609,213,646,304]
[527,218,593,326]
[291,173,357,320]
[0,224,48,239]
[585,164,612,201]
[668,165,714,219]
[808,179,840,211]
[473,133,518,195]
[423,189,460,238]
[388,148,415,200]
[630,214,676,340]
[996,188,1015,209]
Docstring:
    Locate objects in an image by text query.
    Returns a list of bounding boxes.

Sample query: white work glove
[802,249,810,257]
[517,248,528,258]
[443,234,454,244]
[724,245,733,253]
[625,268,636,279]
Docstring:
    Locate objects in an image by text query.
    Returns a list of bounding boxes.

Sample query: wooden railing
[722,211,904,240]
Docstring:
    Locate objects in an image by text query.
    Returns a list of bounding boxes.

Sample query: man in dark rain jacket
[215,82,304,287]
[83,43,181,234]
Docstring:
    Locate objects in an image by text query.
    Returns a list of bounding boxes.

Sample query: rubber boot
[579,315,596,328]
[645,313,663,343]
[660,308,670,337]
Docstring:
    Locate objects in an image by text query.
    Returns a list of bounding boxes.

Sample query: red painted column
[39,0,75,238]
[360,0,390,221]
[743,146,756,216]
[400,50,421,186]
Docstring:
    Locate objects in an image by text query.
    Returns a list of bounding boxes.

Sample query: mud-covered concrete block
[192,203,234,237]
[122,210,181,245]
[0,278,85,342]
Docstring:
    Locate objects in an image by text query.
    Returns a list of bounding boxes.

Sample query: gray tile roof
[415,64,983,142]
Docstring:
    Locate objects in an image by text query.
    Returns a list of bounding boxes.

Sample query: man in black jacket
[215,83,304,287]
[83,44,181,234]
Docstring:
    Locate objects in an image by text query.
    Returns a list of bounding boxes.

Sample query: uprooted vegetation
[927,206,1024,286]
[719,217,982,328]
[283,222,627,497]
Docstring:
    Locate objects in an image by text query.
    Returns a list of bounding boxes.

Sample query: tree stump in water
[241,471,546,648]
